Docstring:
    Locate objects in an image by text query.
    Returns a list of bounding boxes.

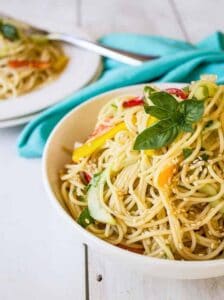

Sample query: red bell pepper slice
[122,97,144,108]
[83,172,92,184]
[165,88,188,100]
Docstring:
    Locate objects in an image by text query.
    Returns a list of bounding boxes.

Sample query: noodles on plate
[0,20,68,100]
[61,74,224,260]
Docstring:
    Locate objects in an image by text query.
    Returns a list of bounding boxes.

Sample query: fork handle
[48,33,157,66]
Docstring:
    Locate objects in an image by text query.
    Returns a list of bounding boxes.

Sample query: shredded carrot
[158,164,177,188]
[88,117,113,139]
[8,60,50,69]
[89,123,111,139]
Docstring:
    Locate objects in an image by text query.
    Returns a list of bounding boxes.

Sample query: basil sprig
[134,90,204,150]
[0,21,19,41]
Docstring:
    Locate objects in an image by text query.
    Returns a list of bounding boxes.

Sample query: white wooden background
[1,1,224,299]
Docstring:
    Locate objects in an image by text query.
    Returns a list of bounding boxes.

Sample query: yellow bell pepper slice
[72,122,126,162]
[147,116,157,127]
[144,116,157,156]
[145,149,155,156]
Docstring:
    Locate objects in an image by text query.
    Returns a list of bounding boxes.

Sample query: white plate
[0,28,101,121]
[0,60,103,128]
[43,83,224,279]
[0,111,41,128]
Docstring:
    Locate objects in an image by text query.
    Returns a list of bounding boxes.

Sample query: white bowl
[42,83,224,279]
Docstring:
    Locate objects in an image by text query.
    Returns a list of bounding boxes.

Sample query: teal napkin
[18,32,224,158]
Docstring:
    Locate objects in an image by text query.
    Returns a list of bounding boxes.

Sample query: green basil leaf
[77,207,94,228]
[0,23,19,41]
[183,148,193,159]
[150,92,178,112]
[134,85,205,152]
[179,100,204,123]
[144,86,156,99]
[144,106,171,120]
[180,122,193,132]
[134,119,179,150]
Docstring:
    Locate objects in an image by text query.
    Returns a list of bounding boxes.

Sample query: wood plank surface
[0,0,79,34]
[0,127,85,300]
[88,249,224,300]
[80,0,185,39]
[173,0,224,42]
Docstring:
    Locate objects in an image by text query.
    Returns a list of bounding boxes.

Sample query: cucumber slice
[87,172,116,225]
[194,86,209,100]
[200,81,218,97]
[191,79,218,100]
[199,184,217,196]
[210,200,224,212]
[199,184,224,213]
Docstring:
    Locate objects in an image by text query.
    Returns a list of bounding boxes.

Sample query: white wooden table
[1,1,224,299]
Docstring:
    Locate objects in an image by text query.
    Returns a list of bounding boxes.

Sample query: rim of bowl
[42,83,224,272]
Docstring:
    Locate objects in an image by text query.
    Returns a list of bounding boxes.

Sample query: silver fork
[0,12,158,66]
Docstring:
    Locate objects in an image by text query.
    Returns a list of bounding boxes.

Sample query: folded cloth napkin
[18,32,224,158]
